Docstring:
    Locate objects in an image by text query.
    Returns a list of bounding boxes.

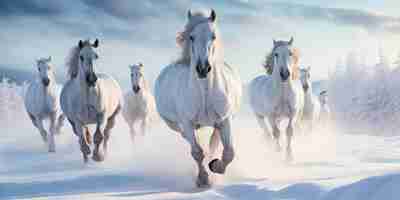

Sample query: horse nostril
[42,78,50,86]
[280,68,290,81]
[133,85,140,93]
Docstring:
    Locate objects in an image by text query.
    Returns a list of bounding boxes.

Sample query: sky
[1,0,400,87]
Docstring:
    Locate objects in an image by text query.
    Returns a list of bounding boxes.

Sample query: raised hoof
[81,144,91,155]
[208,158,225,174]
[92,152,104,162]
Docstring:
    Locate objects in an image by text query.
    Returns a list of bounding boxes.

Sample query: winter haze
[2,1,400,200]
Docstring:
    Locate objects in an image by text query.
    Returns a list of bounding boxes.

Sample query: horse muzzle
[132,85,141,93]
[196,61,212,79]
[303,84,309,91]
[280,68,290,82]
[86,73,98,87]
[42,78,50,86]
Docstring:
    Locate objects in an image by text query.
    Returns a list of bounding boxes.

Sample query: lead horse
[60,39,122,163]
[249,38,304,162]
[155,10,242,187]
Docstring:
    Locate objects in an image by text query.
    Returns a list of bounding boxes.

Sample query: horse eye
[190,36,194,41]
[289,51,293,56]
[95,54,99,59]
[211,34,216,40]
[274,53,279,57]
[80,55,84,61]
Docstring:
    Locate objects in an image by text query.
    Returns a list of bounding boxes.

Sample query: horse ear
[93,39,99,48]
[288,37,294,45]
[210,9,216,22]
[79,40,84,49]
[187,9,192,19]
[273,39,277,47]
[138,62,144,67]
[47,56,52,62]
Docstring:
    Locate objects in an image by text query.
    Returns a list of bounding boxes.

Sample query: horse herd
[23,9,330,187]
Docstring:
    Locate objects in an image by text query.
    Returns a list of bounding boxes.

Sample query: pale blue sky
[0,0,399,86]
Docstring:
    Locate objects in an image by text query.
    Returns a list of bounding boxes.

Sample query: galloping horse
[155,10,242,187]
[122,63,156,143]
[249,38,304,161]
[300,67,321,133]
[25,57,65,152]
[60,39,122,163]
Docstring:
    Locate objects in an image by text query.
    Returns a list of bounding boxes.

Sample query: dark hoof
[196,179,211,188]
[196,175,211,188]
[208,158,225,174]
[92,152,104,162]
[48,149,56,153]
[81,145,91,155]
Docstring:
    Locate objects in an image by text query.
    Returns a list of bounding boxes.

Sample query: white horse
[249,38,303,161]
[24,56,65,152]
[300,67,321,133]
[60,39,122,163]
[155,10,242,187]
[122,63,156,143]
[319,90,331,126]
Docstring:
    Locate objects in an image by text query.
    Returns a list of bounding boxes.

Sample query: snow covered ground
[1,107,400,200]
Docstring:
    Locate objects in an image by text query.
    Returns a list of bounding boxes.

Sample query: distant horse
[300,67,321,133]
[60,39,122,163]
[319,90,331,126]
[155,10,242,187]
[249,37,303,161]
[122,63,156,143]
[24,57,65,152]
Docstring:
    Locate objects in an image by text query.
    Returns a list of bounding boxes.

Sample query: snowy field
[2,106,400,200]
[2,54,400,200]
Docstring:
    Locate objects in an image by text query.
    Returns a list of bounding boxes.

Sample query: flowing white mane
[175,10,222,66]
[65,40,91,80]
[263,41,300,79]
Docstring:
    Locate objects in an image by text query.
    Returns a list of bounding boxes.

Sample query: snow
[2,55,400,200]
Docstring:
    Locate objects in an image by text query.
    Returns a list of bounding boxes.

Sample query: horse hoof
[48,149,56,153]
[196,177,211,188]
[92,153,104,162]
[208,159,225,174]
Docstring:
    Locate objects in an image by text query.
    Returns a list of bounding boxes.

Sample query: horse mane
[65,40,91,80]
[263,41,300,80]
[174,11,222,66]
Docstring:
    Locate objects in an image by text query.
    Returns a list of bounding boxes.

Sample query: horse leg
[36,117,48,144]
[93,113,106,162]
[128,122,136,144]
[286,118,295,162]
[209,128,220,158]
[72,122,91,163]
[47,112,57,152]
[103,114,117,158]
[85,127,91,145]
[55,114,65,135]
[140,118,147,136]
[182,122,209,188]
[28,114,47,143]
[209,118,234,175]
[255,114,273,143]
[267,117,281,152]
